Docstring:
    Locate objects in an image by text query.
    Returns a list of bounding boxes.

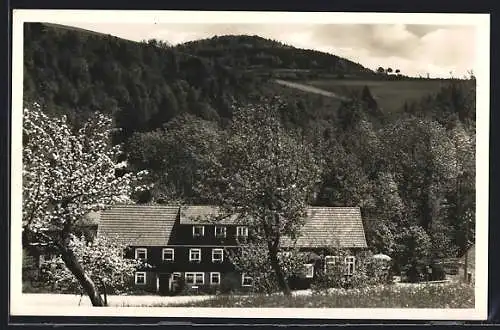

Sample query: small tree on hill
[23,103,146,306]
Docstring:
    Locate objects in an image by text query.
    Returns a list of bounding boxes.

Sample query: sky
[56,22,476,78]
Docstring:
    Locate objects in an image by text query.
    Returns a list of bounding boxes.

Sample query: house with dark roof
[97,205,368,295]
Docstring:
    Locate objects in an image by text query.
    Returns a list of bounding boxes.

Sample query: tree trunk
[59,246,105,307]
[99,277,108,306]
[268,246,292,296]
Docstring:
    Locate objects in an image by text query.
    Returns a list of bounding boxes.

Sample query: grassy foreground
[160,282,474,308]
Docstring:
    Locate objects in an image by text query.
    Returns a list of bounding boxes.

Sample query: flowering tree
[197,97,322,296]
[41,234,142,304]
[22,103,146,306]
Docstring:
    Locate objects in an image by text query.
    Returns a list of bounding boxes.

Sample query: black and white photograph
[10,10,489,320]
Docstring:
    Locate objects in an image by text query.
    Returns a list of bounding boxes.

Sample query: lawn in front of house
[155,282,474,308]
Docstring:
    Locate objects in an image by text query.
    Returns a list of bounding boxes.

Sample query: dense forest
[23,23,476,281]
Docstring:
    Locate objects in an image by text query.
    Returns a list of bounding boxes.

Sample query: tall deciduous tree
[197,97,322,295]
[127,113,222,204]
[23,103,145,306]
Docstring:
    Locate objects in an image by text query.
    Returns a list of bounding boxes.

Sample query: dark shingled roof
[97,205,367,249]
[180,205,240,225]
[281,207,367,249]
[97,205,179,246]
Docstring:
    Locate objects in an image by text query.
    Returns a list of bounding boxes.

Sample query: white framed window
[345,256,356,275]
[192,225,205,237]
[241,273,253,287]
[215,226,227,238]
[135,248,147,260]
[162,248,174,261]
[189,248,201,262]
[324,255,340,272]
[185,272,204,285]
[212,248,224,263]
[304,264,314,278]
[210,272,221,285]
[172,272,181,280]
[236,226,248,237]
[135,272,146,285]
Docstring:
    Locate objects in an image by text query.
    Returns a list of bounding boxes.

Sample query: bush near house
[311,250,390,293]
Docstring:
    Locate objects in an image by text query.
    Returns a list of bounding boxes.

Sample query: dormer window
[236,226,248,238]
[135,248,147,261]
[192,225,205,237]
[215,226,226,238]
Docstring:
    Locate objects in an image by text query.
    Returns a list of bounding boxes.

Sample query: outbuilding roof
[281,207,367,249]
[97,205,179,246]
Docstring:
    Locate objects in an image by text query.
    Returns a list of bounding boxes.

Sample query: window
[236,226,248,237]
[345,256,356,275]
[242,273,253,287]
[304,264,314,278]
[324,255,340,272]
[185,272,204,285]
[215,226,227,238]
[135,272,146,285]
[210,272,221,285]
[135,248,147,260]
[212,248,224,263]
[172,272,181,280]
[162,248,174,261]
[192,225,205,237]
[189,248,201,262]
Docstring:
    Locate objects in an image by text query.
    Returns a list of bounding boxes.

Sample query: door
[158,273,171,296]
[158,272,182,296]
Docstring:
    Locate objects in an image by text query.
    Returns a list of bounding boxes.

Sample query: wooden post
[464,217,468,282]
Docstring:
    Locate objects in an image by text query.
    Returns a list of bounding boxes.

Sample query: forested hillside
[23,23,261,140]
[23,23,476,281]
[176,35,375,79]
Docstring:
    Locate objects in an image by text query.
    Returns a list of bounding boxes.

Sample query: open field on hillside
[304,79,450,114]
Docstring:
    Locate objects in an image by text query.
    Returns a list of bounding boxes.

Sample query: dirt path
[272,79,349,101]
[19,293,214,307]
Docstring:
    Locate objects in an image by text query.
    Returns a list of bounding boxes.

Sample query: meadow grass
[304,79,450,114]
[143,282,474,308]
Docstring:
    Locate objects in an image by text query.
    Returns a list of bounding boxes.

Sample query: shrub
[395,226,432,282]
[430,263,447,281]
[220,273,240,294]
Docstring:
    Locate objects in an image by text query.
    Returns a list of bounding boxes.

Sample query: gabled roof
[97,205,367,249]
[281,207,367,249]
[97,205,179,246]
[179,205,240,225]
